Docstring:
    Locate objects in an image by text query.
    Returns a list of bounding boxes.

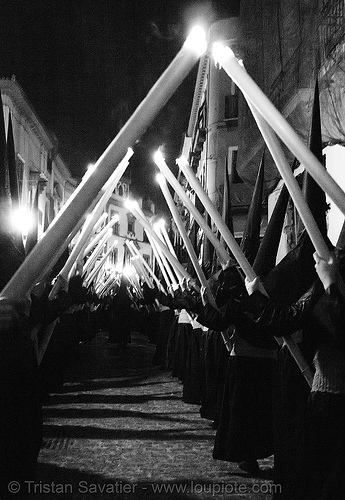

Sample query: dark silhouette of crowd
[1,221,345,500]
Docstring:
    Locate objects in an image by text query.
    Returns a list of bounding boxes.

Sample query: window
[225,93,238,120]
[228,147,242,183]
[47,154,52,175]
[127,214,135,236]
[110,209,120,235]
[16,156,25,203]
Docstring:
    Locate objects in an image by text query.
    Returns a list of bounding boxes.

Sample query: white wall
[324,144,345,246]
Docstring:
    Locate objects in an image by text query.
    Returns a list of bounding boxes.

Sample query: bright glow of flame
[156,173,166,185]
[124,199,135,210]
[115,262,122,273]
[185,26,207,56]
[11,208,35,236]
[123,265,134,277]
[124,198,139,211]
[176,156,189,169]
[126,147,134,160]
[153,150,165,165]
[153,219,166,235]
[212,42,235,67]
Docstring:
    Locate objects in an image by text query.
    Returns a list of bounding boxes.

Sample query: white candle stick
[84,242,117,286]
[127,240,164,292]
[212,43,345,217]
[244,89,331,260]
[126,241,153,287]
[146,230,172,291]
[126,199,191,281]
[157,173,231,350]
[125,241,152,287]
[153,223,179,287]
[48,150,132,297]
[1,27,206,300]
[82,231,111,275]
[176,153,313,385]
[169,153,255,279]
[156,173,218,307]
[160,221,177,258]
[92,212,109,236]
[83,213,119,258]
[154,152,230,266]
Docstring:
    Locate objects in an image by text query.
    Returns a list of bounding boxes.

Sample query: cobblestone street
[34,331,274,500]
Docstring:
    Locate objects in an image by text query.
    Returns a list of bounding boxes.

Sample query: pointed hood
[253,183,289,278]
[240,148,265,265]
[299,80,328,238]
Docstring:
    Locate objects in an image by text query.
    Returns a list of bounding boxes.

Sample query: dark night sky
[0,0,240,214]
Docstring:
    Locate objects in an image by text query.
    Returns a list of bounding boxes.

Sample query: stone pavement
[33,331,274,500]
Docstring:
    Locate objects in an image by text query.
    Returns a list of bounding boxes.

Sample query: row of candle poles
[3,27,345,383]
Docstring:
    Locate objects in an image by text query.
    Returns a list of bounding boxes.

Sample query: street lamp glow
[11,208,35,237]
[184,26,207,56]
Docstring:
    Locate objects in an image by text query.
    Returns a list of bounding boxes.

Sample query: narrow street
[34,330,274,500]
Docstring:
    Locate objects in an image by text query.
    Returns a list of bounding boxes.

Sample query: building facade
[178,18,266,272]
[1,77,154,292]
[0,77,77,244]
[238,0,345,255]
[179,1,345,274]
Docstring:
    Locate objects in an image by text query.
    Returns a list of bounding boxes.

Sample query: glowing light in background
[11,208,35,237]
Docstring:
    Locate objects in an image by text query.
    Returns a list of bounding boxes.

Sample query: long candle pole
[161,223,177,258]
[153,225,179,287]
[176,155,256,280]
[65,149,133,281]
[146,230,173,291]
[157,173,208,290]
[244,91,331,260]
[127,240,164,292]
[158,222,185,283]
[212,43,345,217]
[157,174,232,350]
[154,154,230,266]
[47,150,132,297]
[84,242,117,287]
[82,231,110,275]
[1,27,207,300]
[125,241,152,287]
[175,158,313,387]
[126,200,191,281]
[126,241,152,287]
[91,212,109,238]
[83,214,119,258]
